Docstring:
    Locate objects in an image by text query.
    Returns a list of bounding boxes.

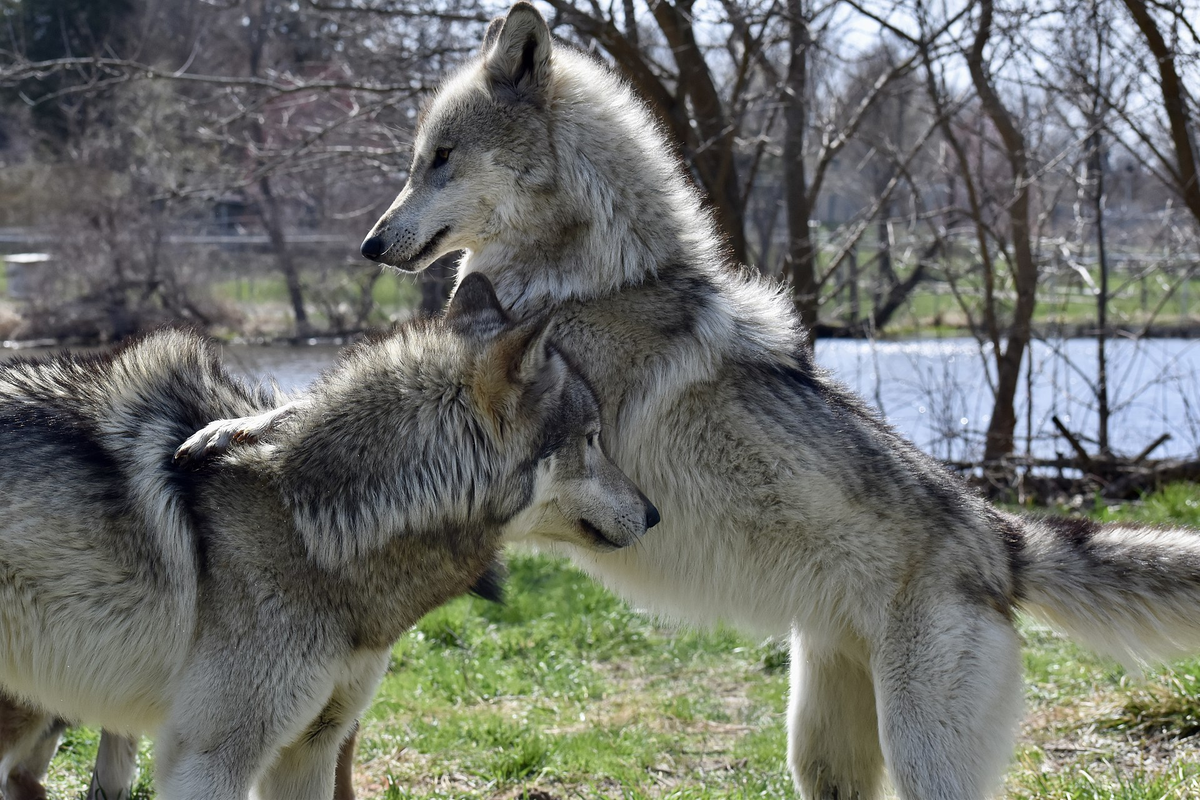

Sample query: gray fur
[181,4,1200,797]
[0,275,654,800]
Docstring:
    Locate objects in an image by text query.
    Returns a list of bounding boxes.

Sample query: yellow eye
[432,147,452,168]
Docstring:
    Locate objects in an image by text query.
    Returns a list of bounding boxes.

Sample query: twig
[1133,433,1172,464]
[1052,415,1091,463]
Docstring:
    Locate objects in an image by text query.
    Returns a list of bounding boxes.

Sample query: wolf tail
[1015,512,1200,669]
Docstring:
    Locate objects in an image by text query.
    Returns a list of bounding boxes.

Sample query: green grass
[38,485,1200,798]
[0,256,13,295]
[816,242,1200,336]
[210,269,420,324]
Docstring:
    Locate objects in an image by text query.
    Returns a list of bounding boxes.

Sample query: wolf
[178,4,1200,799]
[0,273,657,800]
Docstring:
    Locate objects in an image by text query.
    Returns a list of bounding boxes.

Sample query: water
[9,337,1200,463]
[224,336,1200,463]
[815,337,1200,462]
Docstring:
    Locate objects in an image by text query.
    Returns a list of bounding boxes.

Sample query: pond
[222,336,1200,463]
[9,336,1200,463]
[817,336,1200,462]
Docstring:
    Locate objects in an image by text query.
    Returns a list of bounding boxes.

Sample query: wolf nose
[645,502,661,530]
[360,235,386,261]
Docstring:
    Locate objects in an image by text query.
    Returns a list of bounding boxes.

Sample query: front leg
[788,631,885,800]
[154,653,327,800]
[333,723,358,800]
[254,713,353,800]
[257,651,386,800]
[174,399,306,464]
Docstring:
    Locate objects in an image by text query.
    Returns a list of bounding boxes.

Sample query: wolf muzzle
[360,235,386,261]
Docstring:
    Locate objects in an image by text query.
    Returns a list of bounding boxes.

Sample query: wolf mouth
[395,226,451,271]
[579,518,620,550]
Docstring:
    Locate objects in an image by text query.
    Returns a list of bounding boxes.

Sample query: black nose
[645,502,660,530]
[360,235,386,261]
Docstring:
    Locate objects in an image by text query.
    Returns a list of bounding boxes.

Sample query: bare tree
[1119,0,1200,226]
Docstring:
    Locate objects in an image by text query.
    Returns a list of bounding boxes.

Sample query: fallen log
[944,454,1200,505]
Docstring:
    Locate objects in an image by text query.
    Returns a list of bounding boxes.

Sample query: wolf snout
[361,235,386,261]
[644,499,661,530]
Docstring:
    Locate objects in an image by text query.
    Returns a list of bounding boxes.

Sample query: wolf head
[358,2,556,273]
[359,3,718,308]
[446,273,659,551]
[279,273,657,566]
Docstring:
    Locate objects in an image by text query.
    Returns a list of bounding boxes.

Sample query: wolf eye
[431,147,452,168]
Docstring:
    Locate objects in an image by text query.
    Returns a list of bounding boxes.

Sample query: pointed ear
[513,318,564,400]
[472,318,564,435]
[445,272,508,336]
[483,2,552,104]
[481,16,504,54]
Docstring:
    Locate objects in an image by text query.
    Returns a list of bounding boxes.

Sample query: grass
[38,484,1200,799]
[816,239,1200,337]
[211,268,420,328]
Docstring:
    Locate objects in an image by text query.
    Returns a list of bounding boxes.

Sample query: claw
[173,403,300,468]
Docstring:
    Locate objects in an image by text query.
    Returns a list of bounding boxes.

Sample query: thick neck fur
[242,326,523,569]
[461,48,728,315]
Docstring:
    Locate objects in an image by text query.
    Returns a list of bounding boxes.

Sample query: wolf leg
[153,681,273,800]
[86,732,138,800]
[153,740,255,800]
[254,715,355,800]
[333,722,358,800]
[0,695,65,800]
[873,595,1022,800]
[173,399,304,464]
[787,631,884,800]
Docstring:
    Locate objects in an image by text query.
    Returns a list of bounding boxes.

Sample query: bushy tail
[1015,512,1200,669]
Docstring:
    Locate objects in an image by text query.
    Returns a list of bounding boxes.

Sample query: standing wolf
[188,5,1200,799]
[0,274,656,800]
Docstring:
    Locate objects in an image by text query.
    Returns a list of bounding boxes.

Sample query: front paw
[174,417,260,465]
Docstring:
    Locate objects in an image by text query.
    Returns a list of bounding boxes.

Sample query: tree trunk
[1121,0,1200,226]
[257,175,311,337]
[647,0,746,262]
[785,0,817,335]
[552,2,748,262]
[967,0,1038,461]
[1092,127,1110,454]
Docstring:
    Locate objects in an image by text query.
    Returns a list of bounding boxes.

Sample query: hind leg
[333,723,358,800]
[788,631,885,800]
[873,594,1023,800]
[0,693,66,800]
[87,732,138,800]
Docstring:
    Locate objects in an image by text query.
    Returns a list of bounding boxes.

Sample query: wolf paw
[174,410,281,465]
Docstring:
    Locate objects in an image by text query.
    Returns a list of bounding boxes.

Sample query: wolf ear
[473,318,564,434]
[445,272,509,336]
[513,318,564,400]
[482,16,505,53]
[483,2,552,104]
